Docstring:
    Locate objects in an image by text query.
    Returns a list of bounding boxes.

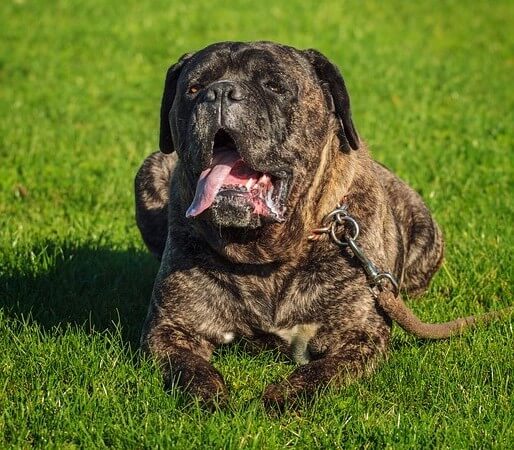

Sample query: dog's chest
[270,323,320,364]
[230,271,328,363]
[234,268,324,323]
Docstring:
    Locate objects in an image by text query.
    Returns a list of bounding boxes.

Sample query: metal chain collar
[309,203,399,295]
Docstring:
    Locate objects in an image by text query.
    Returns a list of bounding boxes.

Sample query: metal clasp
[311,203,399,295]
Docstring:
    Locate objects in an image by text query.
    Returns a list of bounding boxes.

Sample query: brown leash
[310,203,512,339]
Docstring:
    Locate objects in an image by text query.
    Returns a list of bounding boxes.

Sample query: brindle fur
[135,42,445,407]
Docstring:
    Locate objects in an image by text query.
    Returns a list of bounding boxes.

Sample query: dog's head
[160,41,359,249]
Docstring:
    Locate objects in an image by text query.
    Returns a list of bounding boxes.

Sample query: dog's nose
[204,81,245,103]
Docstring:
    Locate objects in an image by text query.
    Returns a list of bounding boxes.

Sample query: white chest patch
[273,323,320,365]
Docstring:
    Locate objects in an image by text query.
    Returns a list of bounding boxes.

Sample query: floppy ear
[303,49,359,151]
[159,53,192,153]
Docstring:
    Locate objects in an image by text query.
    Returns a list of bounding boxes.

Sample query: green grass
[1,0,513,447]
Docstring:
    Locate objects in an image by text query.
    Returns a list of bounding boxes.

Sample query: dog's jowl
[134,41,446,407]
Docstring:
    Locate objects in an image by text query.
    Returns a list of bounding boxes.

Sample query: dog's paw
[165,364,229,409]
[190,375,229,409]
[262,382,301,412]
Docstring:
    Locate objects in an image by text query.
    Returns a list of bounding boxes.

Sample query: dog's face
[159,42,359,230]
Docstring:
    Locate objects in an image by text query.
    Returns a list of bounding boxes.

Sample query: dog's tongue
[186,150,251,217]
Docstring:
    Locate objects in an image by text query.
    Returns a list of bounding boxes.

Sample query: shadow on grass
[1,242,159,347]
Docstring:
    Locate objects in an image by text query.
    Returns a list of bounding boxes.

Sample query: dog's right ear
[302,49,359,151]
[159,53,192,154]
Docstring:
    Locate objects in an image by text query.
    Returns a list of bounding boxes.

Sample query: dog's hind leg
[400,212,444,298]
[134,152,176,260]
[373,162,445,297]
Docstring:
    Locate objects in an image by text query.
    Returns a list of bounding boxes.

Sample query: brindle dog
[134,41,470,408]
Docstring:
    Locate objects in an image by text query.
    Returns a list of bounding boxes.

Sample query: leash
[308,203,399,296]
[309,203,513,339]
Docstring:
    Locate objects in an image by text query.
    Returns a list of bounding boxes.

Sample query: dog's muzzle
[185,128,288,227]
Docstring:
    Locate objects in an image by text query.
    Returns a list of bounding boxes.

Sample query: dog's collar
[308,203,399,295]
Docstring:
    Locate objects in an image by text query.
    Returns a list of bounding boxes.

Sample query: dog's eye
[188,85,202,95]
[263,81,285,94]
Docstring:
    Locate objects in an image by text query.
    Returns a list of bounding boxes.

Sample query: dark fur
[135,42,444,407]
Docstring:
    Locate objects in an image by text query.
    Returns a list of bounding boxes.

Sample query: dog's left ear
[159,53,192,153]
[303,49,359,151]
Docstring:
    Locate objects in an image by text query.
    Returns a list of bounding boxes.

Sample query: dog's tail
[377,291,513,339]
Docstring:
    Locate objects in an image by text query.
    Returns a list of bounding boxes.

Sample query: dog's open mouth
[186,129,287,223]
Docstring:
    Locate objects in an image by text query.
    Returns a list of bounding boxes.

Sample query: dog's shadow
[1,242,159,347]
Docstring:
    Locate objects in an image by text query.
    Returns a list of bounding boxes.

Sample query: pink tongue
[186,150,242,217]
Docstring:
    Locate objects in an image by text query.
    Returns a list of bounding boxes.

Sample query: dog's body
[135,42,444,406]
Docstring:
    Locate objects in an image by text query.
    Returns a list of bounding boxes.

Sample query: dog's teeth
[259,174,271,185]
[245,178,256,190]
[266,185,274,203]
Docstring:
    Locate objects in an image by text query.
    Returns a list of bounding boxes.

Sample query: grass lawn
[1,0,513,447]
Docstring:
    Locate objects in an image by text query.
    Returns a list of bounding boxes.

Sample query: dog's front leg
[262,328,389,409]
[141,321,227,407]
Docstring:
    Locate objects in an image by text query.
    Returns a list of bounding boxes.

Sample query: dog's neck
[301,128,360,233]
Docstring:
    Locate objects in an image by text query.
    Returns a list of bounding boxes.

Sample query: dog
[135,41,494,408]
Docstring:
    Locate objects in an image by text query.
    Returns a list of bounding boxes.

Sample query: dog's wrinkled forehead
[159,41,360,155]
[179,42,311,88]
